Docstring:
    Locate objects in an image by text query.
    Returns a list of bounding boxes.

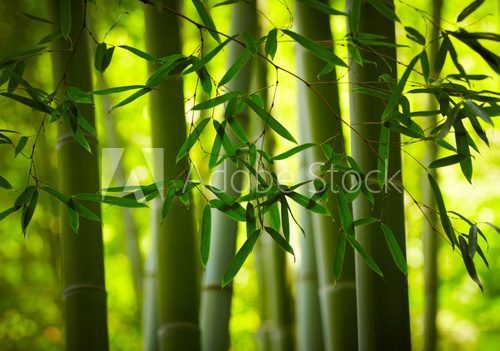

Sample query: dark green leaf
[264,226,295,259]
[369,0,400,22]
[90,85,146,95]
[468,224,478,258]
[23,12,55,25]
[280,197,290,242]
[146,55,187,87]
[298,0,348,16]
[244,97,297,143]
[22,189,38,235]
[246,202,256,238]
[0,206,21,221]
[209,199,246,221]
[192,0,221,43]
[381,223,407,274]
[0,93,53,113]
[15,136,28,157]
[485,222,500,235]
[38,31,62,44]
[434,35,450,77]
[60,0,71,39]
[0,176,13,190]
[454,119,473,183]
[111,87,152,110]
[95,43,107,72]
[193,91,240,110]
[213,0,242,6]
[72,129,91,154]
[119,45,157,62]
[457,0,484,22]
[227,117,249,143]
[265,28,278,59]
[101,46,115,72]
[200,204,212,266]
[420,49,430,83]
[285,191,328,215]
[272,143,316,161]
[65,86,92,104]
[222,229,260,286]
[282,29,347,68]
[75,193,147,208]
[346,234,383,277]
[333,234,347,281]
[353,217,380,227]
[336,187,354,235]
[66,206,79,233]
[405,26,425,45]
[41,186,70,204]
[464,100,493,125]
[269,202,281,232]
[185,37,233,74]
[218,50,253,87]
[162,187,176,221]
[429,154,469,168]
[7,62,26,93]
[176,118,211,162]
[458,235,482,290]
[377,126,390,187]
[428,173,457,247]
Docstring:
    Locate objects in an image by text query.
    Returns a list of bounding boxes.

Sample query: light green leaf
[282,29,347,68]
[285,191,328,215]
[90,85,146,95]
[381,223,407,274]
[75,193,147,208]
[336,187,354,235]
[193,91,240,110]
[185,37,233,74]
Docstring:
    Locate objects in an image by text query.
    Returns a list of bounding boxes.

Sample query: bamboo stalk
[144,1,200,350]
[49,1,109,349]
[346,1,411,349]
[295,1,358,350]
[200,2,257,350]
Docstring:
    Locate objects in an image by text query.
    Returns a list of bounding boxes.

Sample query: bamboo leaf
[298,0,348,16]
[336,187,354,235]
[346,234,383,277]
[468,224,478,258]
[272,143,316,161]
[185,37,233,74]
[264,226,295,259]
[0,93,52,113]
[282,29,347,67]
[381,223,407,275]
[209,121,223,169]
[0,176,13,190]
[227,117,249,143]
[193,91,240,110]
[73,129,91,154]
[218,50,253,87]
[192,0,221,43]
[0,206,21,221]
[377,126,390,187]
[65,86,92,104]
[353,217,380,227]
[75,193,147,208]
[59,0,71,39]
[176,118,211,162]
[265,28,278,59]
[454,119,473,183]
[41,186,70,204]
[420,49,430,83]
[209,199,246,221]
[244,97,297,143]
[458,235,483,290]
[200,204,212,266]
[434,35,450,76]
[457,0,484,22]
[464,100,493,125]
[369,0,400,23]
[15,136,28,157]
[429,154,469,168]
[119,45,157,62]
[280,197,290,242]
[146,56,188,88]
[405,26,425,45]
[246,202,256,238]
[23,12,55,25]
[428,173,457,247]
[21,189,38,235]
[162,187,176,221]
[90,85,146,95]
[333,234,347,281]
[222,229,260,286]
[94,43,107,72]
[66,206,79,233]
[285,191,328,215]
[111,87,152,110]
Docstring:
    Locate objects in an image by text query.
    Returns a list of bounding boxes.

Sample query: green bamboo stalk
[144,2,200,350]
[423,0,443,349]
[49,1,109,350]
[295,1,357,350]
[200,2,256,350]
[346,1,411,349]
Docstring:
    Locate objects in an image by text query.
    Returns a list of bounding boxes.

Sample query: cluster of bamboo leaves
[1,0,499,289]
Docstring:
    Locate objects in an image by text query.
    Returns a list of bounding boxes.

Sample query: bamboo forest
[1,0,499,350]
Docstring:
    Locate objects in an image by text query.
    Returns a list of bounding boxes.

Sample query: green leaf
[264,226,295,259]
[333,234,347,281]
[101,46,115,73]
[346,234,383,277]
[218,50,253,87]
[405,26,425,45]
[464,100,493,125]
[38,30,62,45]
[111,87,152,110]
[377,126,390,187]
[66,206,79,233]
[210,199,246,221]
[78,114,96,135]
[353,217,380,227]
[428,173,457,247]
[213,0,242,6]
[385,121,424,139]
[272,143,316,161]
[0,93,53,113]
[65,86,92,104]
[21,189,38,235]
[41,185,70,204]
[420,49,430,83]
[457,0,484,22]
[285,191,328,215]
[90,85,147,95]
[95,43,107,72]
[429,154,469,168]
[23,12,55,25]
[244,97,297,143]
[75,193,147,208]
[196,65,212,96]
[246,202,256,238]
[146,56,187,87]
[209,121,223,169]
[382,54,419,119]
[434,35,450,76]
[282,29,347,68]
[485,222,500,235]
[7,62,26,93]
[176,118,210,162]
[192,0,221,44]
[269,202,281,232]
[0,176,13,190]
[119,45,157,62]
[369,0,400,22]
[298,0,348,16]
[0,206,21,221]
[185,37,233,74]
[280,197,290,242]
[162,187,176,221]
[15,136,28,157]
[200,204,212,266]
[265,28,278,59]
[468,224,478,258]
[73,129,91,154]
[222,229,260,286]
[193,91,240,110]
[458,235,483,290]
[60,0,71,39]
[454,119,473,183]
[227,117,249,143]
[336,187,354,235]
[381,223,407,275]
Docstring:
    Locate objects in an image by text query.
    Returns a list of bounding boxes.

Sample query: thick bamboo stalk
[144,2,200,350]
[295,1,358,350]
[200,2,256,350]
[346,1,411,350]
[423,0,443,349]
[49,1,109,350]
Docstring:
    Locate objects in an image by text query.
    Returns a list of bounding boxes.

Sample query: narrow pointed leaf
[222,229,260,286]
[428,173,457,247]
[369,0,400,22]
[185,37,233,74]
[90,85,146,95]
[59,0,71,38]
[218,50,253,87]
[333,234,347,281]
[264,226,295,259]
[280,197,290,242]
[15,136,28,157]
[192,0,221,43]
[299,0,348,16]
[272,143,316,161]
[0,176,13,190]
[457,0,484,22]
[200,204,212,266]
[381,223,407,274]
[111,87,152,110]
[265,28,278,59]
[66,206,79,233]
[193,92,240,110]
[176,118,211,162]
[458,235,483,290]
[0,206,21,221]
[429,154,469,168]
[377,126,390,186]
[162,187,176,221]
[119,45,157,62]
[346,234,383,277]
